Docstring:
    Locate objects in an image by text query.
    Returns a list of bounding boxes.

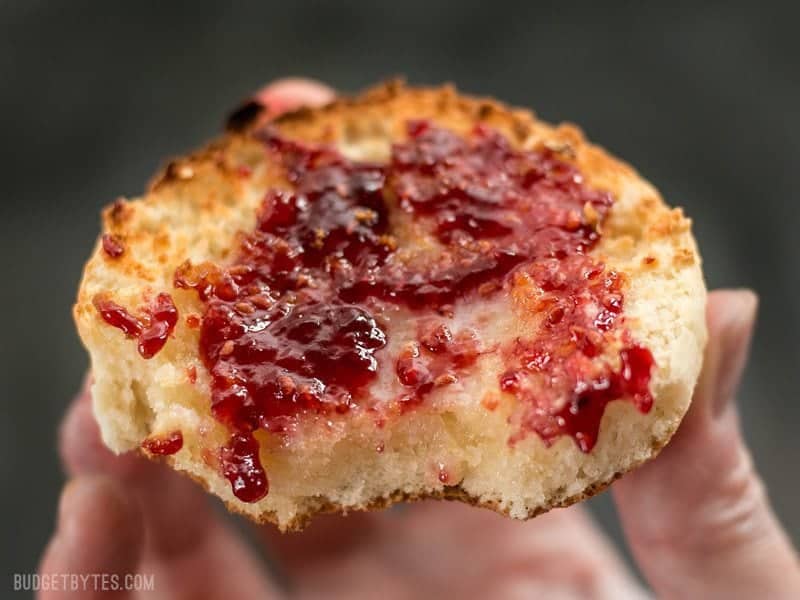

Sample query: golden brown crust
[76,80,706,531]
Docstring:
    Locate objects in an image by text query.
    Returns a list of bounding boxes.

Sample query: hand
[39,79,800,599]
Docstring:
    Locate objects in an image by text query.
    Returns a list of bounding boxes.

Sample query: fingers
[59,379,241,559]
[266,502,647,599]
[38,476,144,599]
[258,511,380,572]
[39,477,280,600]
[59,378,215,556]
[59,382,143,478]
[380,503,647,600]
[253,77,335,120]
[614,289,800,599]
[55,380,283,598]
[139,514,282,600]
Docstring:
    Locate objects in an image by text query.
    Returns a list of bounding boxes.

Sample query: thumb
[613,289,800,599]
[38,476,144,599]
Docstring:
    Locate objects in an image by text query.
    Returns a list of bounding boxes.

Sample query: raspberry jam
[220,433,269,502]
[502,344,654,452]
[141,430,183,455]
[101,233,125,258]
[168,120,654,502]
[396,323,482,407]
[498,260,654,452]
[93,292,178,359]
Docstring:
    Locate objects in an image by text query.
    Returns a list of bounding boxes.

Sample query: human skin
[38,79,800,599]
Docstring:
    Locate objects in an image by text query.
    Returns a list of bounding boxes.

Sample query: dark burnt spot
[226,100,266,133]
[477,102,495,119]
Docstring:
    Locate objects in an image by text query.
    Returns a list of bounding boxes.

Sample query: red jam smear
[101,233,125,258]
[141,430,183,455]
[220,432,269,502]
[497,246,654,451]
[502,344,654,452]
[93,292,178,358]
[173,120,654,501]
[333,122,611,309]
[396,323,482,408]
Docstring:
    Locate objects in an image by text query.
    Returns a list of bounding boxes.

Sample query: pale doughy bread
[74,81,707,530]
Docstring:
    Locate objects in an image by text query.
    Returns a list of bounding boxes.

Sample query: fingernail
[254,78,335,118]
[711,290,758,416]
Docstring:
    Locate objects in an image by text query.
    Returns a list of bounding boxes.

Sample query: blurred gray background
[1,0,798,586]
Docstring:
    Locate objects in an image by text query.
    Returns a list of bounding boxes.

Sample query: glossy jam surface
[502,343,654,452]
[220,433,269,502]
[141,430,183,455]
[396,322,483,408]
[168,121,654,502]
[93,292,178,359]
[498,258,654,452]
[330,122,612,309]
